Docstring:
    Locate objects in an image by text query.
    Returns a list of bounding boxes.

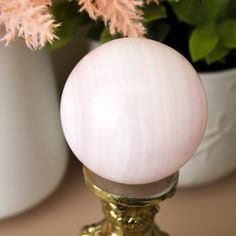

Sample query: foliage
[168,0,236,66]
[49,1,90,49]
[51,0,236,70]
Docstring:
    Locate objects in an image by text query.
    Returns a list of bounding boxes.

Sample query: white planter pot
[179,68,236,187]
[0,41,68,219]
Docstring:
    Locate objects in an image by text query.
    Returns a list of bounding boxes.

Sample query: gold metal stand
[80,167,178,236]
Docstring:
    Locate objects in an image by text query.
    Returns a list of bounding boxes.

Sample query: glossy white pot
[0,41,68,219]
[179,68,236,187]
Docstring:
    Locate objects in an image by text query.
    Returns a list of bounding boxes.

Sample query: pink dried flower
[0,0,59,49]
[78,0,146,37]
[79,0,98,20]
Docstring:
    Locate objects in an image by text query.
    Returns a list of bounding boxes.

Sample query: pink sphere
[61,38,207,184]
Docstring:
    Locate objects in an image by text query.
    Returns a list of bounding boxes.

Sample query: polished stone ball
[61,38,207,184]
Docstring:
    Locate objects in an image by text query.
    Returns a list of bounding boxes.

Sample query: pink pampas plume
[79,0,146,37]
[0,0,59,49]
[0,0,162,49]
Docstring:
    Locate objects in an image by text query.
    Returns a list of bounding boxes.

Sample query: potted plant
[156,0,236,187]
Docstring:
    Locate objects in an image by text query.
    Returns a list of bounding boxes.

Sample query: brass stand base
[79,167,178,236]
[80,220,168,236]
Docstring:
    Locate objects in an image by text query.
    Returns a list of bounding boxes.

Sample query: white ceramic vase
[179,68,236,187]
[0,41,68,219]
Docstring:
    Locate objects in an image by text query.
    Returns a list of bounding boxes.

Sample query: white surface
[180,68,236,187]
[61,38,207,184]
[0,40,68,219]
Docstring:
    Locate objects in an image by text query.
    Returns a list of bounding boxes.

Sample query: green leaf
[206,44,229,64]
[218,19,236,48]
[48,1,90,49]
[227,0,236,19]
[147,22,171,42]
[168,0,209,26]
[189,23,219,62]
[143,4,167,23]
[202,0,230,20]
[87,22,104,41]
[100,28,119,43]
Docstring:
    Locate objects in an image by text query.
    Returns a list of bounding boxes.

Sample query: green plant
[169,0,236,65]
[51,0,236,70]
